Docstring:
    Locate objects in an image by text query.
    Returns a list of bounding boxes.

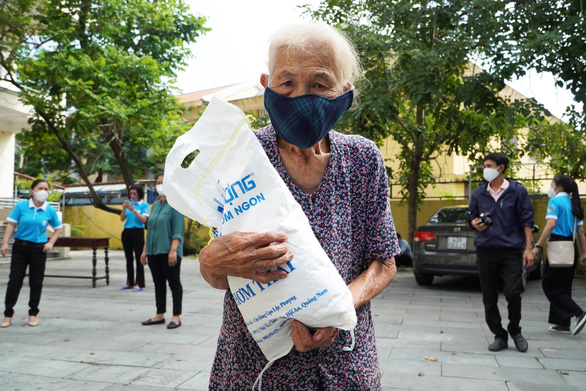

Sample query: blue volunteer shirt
[123,200,150,229]
[546,192,584,236]
[7,199,63,243]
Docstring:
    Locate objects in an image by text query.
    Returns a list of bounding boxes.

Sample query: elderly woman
[200,23,399,390]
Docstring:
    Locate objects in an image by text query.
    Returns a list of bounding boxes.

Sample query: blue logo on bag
[212,173,264,222]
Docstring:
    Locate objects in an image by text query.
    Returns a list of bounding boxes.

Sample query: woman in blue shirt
[1,179,63,328]
[140,173,185,329]
[532,175,586,336]
[120,184,150,291]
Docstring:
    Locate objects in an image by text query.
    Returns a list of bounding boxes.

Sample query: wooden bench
[49,237,110,288]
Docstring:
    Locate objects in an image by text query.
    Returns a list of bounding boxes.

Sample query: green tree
[306,1,546,244]
[526,121,586,178]
[0,0,208,213]
[475,1,585,128]
[472,0,586,174]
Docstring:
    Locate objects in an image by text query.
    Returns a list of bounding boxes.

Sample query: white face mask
[156,184,164,196]
[547,186,557,199]
[33,190,49,203]
[483,167,500,183]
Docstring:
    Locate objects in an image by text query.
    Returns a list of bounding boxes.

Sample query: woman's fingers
[200,231,292,282]
[292,321,339,352]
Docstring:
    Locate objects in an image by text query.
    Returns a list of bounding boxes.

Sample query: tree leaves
[476,0,585,130]
[306,0,550,242]
[0,0,208,212]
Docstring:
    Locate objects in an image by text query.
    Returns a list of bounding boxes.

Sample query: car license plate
[447,237,466,250]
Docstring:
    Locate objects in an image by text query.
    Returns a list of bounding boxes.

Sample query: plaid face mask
[263,87,354,149]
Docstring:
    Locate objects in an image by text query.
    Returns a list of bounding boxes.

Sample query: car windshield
[428,207,469,224]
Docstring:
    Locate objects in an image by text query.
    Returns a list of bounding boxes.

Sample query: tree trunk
[104,123,135,188]
[40,113,122,215]
[407,142,423,246]
[406,104,426,246]
[95,169,103,184]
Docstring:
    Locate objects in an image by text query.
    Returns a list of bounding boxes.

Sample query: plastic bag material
[164,96,357,365]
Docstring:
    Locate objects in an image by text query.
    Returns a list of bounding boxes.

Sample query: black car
[412,205,542,286]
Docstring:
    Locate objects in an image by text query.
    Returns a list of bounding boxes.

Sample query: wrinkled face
[262,43,351,98]
[129,189,138,200]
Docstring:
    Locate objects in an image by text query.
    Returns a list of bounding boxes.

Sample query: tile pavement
[0,251,585,390]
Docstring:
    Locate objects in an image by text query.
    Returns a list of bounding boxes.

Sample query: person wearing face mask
[120,184,150,291]
[468,153,535,353]
[139,173,185,329]
[1,179,63,328]
[198,23,400,390]
[532,175,586,335]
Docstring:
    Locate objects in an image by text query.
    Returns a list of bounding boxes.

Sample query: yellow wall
[64,205,127,249]
[389,199,467,237]
[64,196,577,250]
[63,204,204,251]
[390,196,553,240]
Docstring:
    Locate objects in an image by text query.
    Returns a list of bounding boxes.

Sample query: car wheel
[414,273,434,286]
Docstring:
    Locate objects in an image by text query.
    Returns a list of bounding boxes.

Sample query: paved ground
[0,251,585,390]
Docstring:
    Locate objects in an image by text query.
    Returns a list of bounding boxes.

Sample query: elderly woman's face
[264,44,351,98]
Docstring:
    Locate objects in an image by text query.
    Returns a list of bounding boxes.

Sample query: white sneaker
[572,312,586,336]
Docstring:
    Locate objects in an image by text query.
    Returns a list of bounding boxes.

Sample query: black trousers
[477,247,525,340]
[147,254,183,316]
[121,228,145,287]
[542,236,583,327]
[4,240,47,317]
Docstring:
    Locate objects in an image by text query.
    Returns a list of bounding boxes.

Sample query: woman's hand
[580,254,586,266]
[43,242,54,253]
[1,242,8,257]
[291,320,340,352]
[44,228,62,254]
[199,231,293,289]
[140,251,147,266]
[168,249,177,267]
[531,247,540,258]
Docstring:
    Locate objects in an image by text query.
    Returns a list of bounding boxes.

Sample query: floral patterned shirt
[209,126,400,390]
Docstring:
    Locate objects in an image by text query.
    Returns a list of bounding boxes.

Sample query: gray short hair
[267,23,362,90]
